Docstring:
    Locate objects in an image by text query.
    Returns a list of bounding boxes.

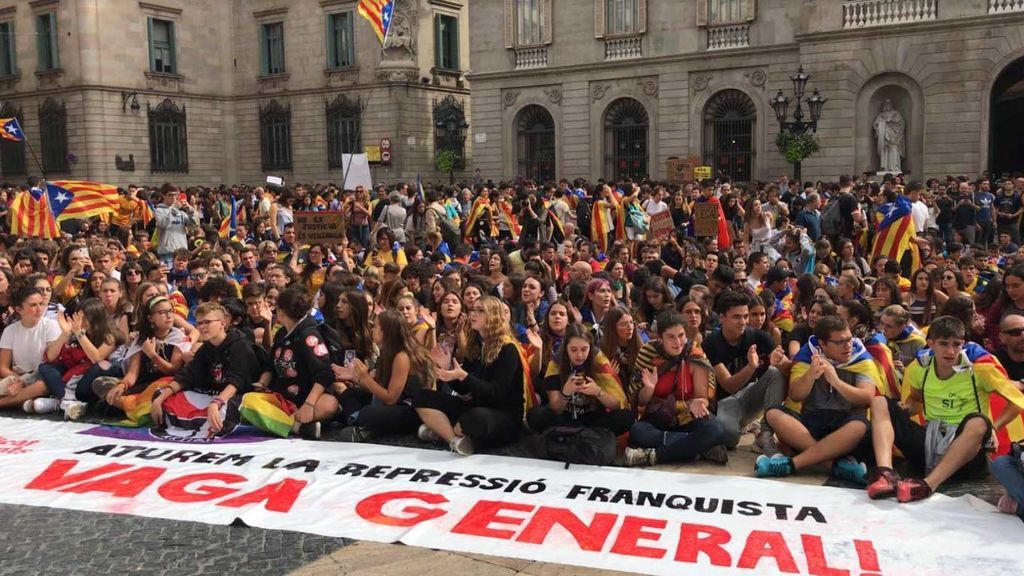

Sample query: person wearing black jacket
[240,285,339,439]
[414,296,525,455]
[150,302,266,438]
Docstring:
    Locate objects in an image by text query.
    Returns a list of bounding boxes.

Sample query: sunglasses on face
[1002,328,1024,337]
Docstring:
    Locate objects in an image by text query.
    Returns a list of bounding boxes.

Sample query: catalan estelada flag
[788,335,885,412]
[358,0,395,44]
[863,331,901,399]
[591,191,626,254]
[871,194,919,273]
[463,196,493,242]
[908,343,1024,455]
[219,197,237,239]
[47,180,119,222]
[11,186,59,239]
[0,117,24,141]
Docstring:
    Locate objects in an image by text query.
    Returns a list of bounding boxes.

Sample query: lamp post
[769,65,827,183]
[435,116,469,185]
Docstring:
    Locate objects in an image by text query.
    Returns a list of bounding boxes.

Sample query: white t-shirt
[644,199,669,216]
[0,318,61,374]
[911,200,928,233]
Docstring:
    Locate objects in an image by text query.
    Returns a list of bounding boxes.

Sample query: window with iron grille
[703,89,756,183]
[0,102,24,177]
[260,100,291,171]
[148,98,188,173]
[147,18,176,74]
[604,98,648,181]
[36,12,59,71]
[326,12,354,69]
[516,105,555,182]
[260,22,286,76]
[433,95,467,168]
[0,21,16,77]
[326,95,361,169]
[39,98,68,174]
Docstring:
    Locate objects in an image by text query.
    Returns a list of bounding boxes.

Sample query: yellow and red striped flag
[870,195,920,273]
[358,0,395,44]
[47,180,119,222]
[11,187,59,239]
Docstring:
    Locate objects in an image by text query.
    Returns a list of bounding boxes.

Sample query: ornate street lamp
[769,65,827,182]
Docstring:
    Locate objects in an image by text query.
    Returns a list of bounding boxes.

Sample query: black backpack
[533,426,616,468]
[575,197,592,240]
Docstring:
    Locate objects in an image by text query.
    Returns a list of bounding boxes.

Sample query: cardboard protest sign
[694,202,720,237]
[293,211,345,244]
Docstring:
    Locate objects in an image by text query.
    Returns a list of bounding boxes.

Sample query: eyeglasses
[943,275,955,280]
[190,273,207,280]
[1002,328,1024,337]
[196,318,224,328]
[827,337,853,346]
[151,308,174,317]
[126,270,142,276]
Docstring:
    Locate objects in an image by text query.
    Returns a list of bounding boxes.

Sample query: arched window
[703,89,755,183]
[39,98,68,174]
[990,57,1024,175]
[260,99,291,172]
[516,105,555,182]
[603,98,648,181]
[326,95,361,169]
[0,102,25,178]
[148,98,188,173]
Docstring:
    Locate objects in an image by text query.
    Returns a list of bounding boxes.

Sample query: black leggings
[526,405,634,436]
[357,402,421,436]
[412,389,523,449]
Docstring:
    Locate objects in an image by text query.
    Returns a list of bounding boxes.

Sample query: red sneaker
[896,477,933,503]
[866,467,899,500]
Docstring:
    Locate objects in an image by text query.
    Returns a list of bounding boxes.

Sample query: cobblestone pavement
[0,410,1009,575]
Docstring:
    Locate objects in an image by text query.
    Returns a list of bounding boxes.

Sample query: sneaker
[417,423,443,443]
[896,477,933,503]
[298,422,321,441]
[755,453,794,478]
[338,426,371,443]
[701,445,729,465]
[831,457,868,486]
[753,430,779,455]
[623,447,657,467]
[997,494,1019,516]
[24,397,60,414]
[866,467,900,500]
[63,401,87,421]
[449,435,474,456]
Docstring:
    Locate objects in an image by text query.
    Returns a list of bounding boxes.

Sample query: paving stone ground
[0,410,1010,575]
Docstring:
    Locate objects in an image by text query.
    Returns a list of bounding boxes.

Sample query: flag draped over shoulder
[513,340,539,414]
[463,197,492,242]
[47,181,118,222]
[591,192,626,253]
[862,332,901,399]
[219,197,237,239]
[358,0,395,44]
[788,335,886,410]
[912,343,1024,454]
[871,194,919,272]
[11,187,59,239]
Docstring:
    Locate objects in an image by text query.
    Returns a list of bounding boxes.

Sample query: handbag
[643,356,694,429]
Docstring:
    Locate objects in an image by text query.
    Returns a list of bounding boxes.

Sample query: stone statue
[873,99,906,174]
[382,0,416,61]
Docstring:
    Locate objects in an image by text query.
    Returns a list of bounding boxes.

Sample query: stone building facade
[469,0,1024,184]
[0,0,470,187]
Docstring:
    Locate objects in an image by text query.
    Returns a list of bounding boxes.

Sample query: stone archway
[854,73,924,176]
[989,57,1024,176]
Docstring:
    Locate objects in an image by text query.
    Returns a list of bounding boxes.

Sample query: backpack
[626,202,649,233]
[820,194,845,238]
[575,197,593,240]
[532,426,616,468]
[433,205,462,247]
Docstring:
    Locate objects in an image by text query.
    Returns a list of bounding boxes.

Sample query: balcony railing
[604,36,642,60]
[513,46,548,69]
[990,0,1024,13]
[842,0,937,28]
[707,24,750,50]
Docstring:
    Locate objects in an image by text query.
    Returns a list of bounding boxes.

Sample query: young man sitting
[757,316,877,484]
[867,316,1024,502]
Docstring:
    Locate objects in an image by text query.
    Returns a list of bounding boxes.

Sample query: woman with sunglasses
[940,268,966,302]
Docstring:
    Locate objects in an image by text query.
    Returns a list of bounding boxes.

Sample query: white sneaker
[26,397,60,414]
[623,447,657,467]
[417,424,443,443]
[63,401,87,421]
[449,435,474,456]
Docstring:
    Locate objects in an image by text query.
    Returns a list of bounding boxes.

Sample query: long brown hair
[375,309,435,392]
[467,295,514,366]
[599,306,640,369]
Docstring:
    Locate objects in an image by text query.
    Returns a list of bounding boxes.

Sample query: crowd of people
[0,172,1023,521]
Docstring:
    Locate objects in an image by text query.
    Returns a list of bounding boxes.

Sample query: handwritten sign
[294,211,346,244]
[694,166,713,180]
[694,202,719,237]
[649,210,674,240]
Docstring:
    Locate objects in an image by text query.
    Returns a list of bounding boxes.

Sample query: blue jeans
[37,363,67,398]
[37,362,122,402]
[991,455,1024,521]
[629,417,726,464]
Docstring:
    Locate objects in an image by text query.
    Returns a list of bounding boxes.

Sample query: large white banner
[0,417,1021,576]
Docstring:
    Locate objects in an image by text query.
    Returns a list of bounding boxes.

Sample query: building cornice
[137,2,182,17]
[253,7,289,20]
[0,6,15,18]
[794,11,1024,43]
[468,42,798,82]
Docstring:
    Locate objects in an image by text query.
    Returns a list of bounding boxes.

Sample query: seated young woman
[331,287,378,424]
[0,283,63,412]
[526,322,633,436]
[414,295,527,456]
[150,302,268,439]
[240,285,338,440]
[91,295,190,425]
[336,309,436,442]
[623,309,727,467]
[38,298,124,419]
